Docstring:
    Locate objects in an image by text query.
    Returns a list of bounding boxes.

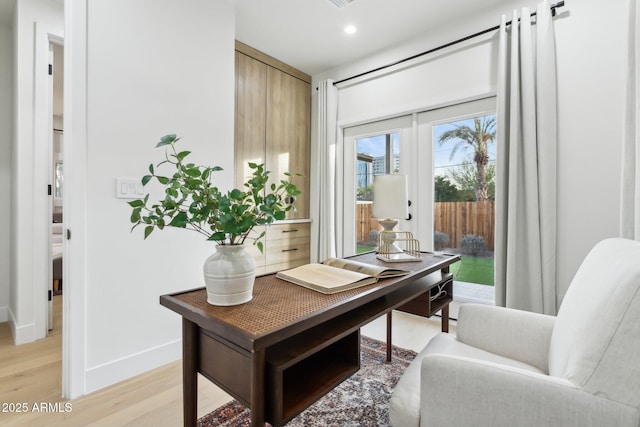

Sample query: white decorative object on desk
[373,174,409,254]
[204,245,256,306]
[376,231,422,262]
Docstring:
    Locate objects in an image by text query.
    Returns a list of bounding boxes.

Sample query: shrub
[434,231,449,251]
[460,234,486,256]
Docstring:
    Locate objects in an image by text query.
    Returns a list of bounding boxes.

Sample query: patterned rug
[197,336,417,427]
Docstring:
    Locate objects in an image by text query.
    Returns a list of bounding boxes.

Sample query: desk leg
[441,267,451,334]
[441,304,450,333]
[386,312,392,363]
[182,318,199,427]
[251,348,266,427]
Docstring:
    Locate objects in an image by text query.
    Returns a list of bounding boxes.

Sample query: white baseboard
[84,338,182,395]
[8,307,37,345]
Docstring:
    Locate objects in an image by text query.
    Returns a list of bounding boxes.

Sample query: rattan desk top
[164,252,458,342]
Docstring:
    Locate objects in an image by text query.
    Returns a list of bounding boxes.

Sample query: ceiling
[234,0,527,76]
[0,0,536,76]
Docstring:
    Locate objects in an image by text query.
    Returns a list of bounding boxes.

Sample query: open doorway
[49,40,64,331]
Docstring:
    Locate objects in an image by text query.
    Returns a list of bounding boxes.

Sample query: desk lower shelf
[397,275,453,318]
[267,331,360,424]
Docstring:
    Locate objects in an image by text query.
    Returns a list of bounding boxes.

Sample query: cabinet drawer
[266,223,310,242]
[266,237,310,265]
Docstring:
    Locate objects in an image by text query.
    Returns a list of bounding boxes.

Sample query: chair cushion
[549,238,640,408]
[390,333,543,427]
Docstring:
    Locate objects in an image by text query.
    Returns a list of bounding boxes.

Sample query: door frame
[61,0,88,399]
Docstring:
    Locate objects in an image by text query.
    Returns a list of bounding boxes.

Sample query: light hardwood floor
[0,295,449,426]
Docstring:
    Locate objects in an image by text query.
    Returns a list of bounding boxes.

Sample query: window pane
[433,115,495,287]
[355,132,400,253]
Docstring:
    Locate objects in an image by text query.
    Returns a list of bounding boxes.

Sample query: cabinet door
[235,52,267,188]
[266,67,311,219]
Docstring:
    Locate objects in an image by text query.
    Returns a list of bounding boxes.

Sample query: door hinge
[48,184,52,196]
[66,229,71,240]
[48,290,52,301]
[48,64,52,75]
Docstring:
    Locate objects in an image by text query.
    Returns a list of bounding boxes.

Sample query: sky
[433,116,497,177]
[356,115,497,177]
[356,133,400,158]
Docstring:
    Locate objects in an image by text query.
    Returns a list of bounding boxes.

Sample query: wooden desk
[160,252,460,427]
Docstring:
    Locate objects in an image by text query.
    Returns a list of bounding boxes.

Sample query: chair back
[549,238,640,408]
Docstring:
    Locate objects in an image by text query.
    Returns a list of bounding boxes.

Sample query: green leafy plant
[460,234,487,256]
[434,231,450,251]
[128,134,301,252]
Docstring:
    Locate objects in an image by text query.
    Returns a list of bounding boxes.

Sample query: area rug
[197,336,417,427]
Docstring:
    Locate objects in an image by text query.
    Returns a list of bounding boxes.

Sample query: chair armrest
[456,303,555,372]
[420,354,639,427]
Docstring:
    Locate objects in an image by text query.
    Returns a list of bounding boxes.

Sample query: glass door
[417,97,496,303]
[342,116,413,257]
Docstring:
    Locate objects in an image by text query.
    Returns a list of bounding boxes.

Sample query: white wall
[553,0,629,299]
[312,0,630,306]
[0,20,12,323]
[335,33,497,125]
[68,0,236,394]
[10,0,63,344]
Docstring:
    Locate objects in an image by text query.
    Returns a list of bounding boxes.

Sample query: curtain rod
[333,1,565,87]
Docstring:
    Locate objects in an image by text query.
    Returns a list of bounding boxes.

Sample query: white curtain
[311,80,339,261]
[495,1,558,314]
[621,0,640,241]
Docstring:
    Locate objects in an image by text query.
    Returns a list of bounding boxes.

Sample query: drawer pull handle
[282,229,299,233]
[282,248,299,252]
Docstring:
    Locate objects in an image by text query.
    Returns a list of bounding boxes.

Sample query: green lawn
[449,255,494,286]
[357,245,376,254]
[356,247,494,287]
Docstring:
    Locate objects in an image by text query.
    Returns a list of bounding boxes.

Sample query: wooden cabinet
[235,50,267,189]
[265,67,310,219]
[235,41,311,273]
[244,223,311,276]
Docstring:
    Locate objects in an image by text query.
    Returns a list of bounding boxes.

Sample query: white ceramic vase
[203,245,256,306]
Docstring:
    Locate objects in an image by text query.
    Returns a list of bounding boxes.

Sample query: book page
[276,263,377,294]
[323,258,409,278]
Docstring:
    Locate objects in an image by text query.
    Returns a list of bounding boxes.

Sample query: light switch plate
[116,178,144,199]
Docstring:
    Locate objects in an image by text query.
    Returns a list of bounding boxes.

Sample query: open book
[276,257,410,294]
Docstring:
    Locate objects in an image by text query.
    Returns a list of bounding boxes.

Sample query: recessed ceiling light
[345,25,357,35]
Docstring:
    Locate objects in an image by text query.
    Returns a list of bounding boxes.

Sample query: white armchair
[390,238,640,426]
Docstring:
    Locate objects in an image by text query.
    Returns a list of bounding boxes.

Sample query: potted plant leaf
[128,134,301,305]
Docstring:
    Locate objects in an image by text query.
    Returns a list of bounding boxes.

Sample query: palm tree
[447,161,496,201]
[438,116,496,201]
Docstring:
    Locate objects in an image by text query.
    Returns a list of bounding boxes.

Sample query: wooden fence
[356,201,495,251]
[434,201,494,251]
[356,202,380,245]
